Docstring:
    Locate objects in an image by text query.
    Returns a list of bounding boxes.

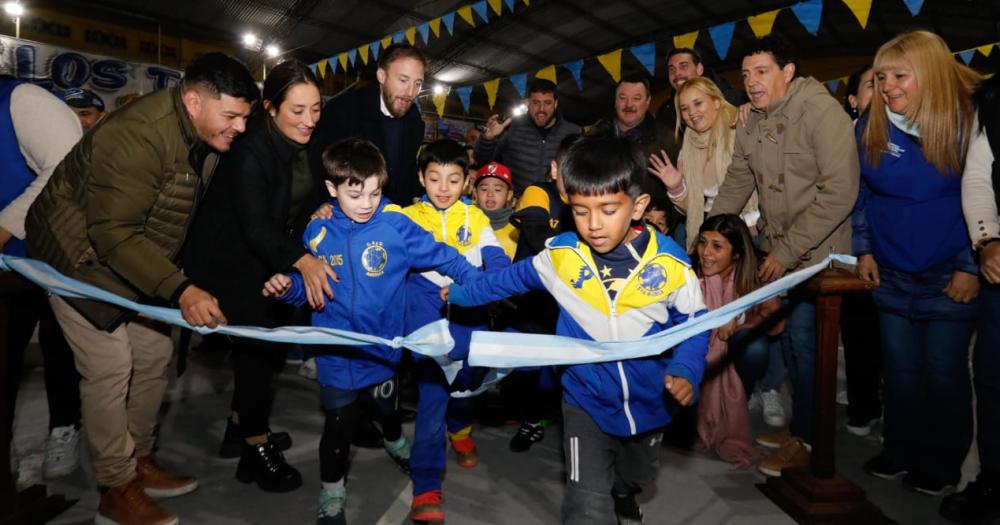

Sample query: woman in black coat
[183,60,334,492]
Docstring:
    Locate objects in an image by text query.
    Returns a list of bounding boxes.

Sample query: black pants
[319,379,402,483]
[6,287,81,431]
[840,293,883,423]
[230,337,287,438]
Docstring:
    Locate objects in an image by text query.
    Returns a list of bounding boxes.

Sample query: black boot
[220,419,292,459]
[940,470,1000,524]
[235,441,302,492]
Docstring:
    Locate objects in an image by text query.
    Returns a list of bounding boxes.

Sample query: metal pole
[14,17,18,39]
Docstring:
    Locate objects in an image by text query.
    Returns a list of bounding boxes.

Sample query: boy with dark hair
[263,137,481,525]
[446,135,709,525]
[402,139,511,522]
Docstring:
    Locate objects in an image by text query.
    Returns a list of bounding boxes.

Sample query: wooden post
[758,268,888,524]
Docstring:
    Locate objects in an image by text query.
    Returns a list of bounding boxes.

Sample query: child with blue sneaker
[262,138,481,525]
[446,135,710,525]
[401,140,511,523]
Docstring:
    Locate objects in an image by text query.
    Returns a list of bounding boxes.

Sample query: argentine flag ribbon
[465,254,858,368]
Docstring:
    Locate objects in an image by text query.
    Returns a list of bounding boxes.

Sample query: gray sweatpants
[561,401,663,525]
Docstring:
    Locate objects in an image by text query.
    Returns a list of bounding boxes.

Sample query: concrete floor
[11,337,980,525]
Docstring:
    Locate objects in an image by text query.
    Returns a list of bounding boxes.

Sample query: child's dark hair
[689,214,760,296]
[322,138,389,187]
[560,135,645,198]
[418,139,469,174]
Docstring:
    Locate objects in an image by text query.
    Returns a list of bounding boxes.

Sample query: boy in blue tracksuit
[263,138,480,525]
[401,140,511,523]
[447,136,709,525]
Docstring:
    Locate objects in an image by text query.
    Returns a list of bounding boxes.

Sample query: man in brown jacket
[709,37,859,477]
[25,53,257,525]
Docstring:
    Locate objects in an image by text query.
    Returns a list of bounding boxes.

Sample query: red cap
[474,162,513,188]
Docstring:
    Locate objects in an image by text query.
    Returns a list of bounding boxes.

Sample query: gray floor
[11,338,979,525]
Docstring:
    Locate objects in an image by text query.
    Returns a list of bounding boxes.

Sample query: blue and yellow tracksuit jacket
[449,226,710,437]
[401,196,511,360]
[280,198,480,391]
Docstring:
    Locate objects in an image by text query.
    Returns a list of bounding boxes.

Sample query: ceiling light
[432,84,446,95]
[4,2,24,16]
[242,32,259,49]
[265,44,280,58]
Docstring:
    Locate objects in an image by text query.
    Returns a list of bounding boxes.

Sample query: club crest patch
[636,263,667,296]
[455,225,473,246]
[361,241,388,277]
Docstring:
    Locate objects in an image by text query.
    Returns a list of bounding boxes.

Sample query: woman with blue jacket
[854,30,981,496]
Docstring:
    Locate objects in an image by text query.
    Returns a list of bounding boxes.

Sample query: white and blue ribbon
[465,254,857,368]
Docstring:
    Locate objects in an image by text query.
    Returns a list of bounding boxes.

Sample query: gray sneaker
[43,425,80,479]
[317,487,347,525]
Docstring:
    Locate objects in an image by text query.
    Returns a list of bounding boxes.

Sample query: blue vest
[0,79,36,256]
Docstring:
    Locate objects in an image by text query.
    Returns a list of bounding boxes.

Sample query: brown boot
[96,479,178,525]
[135,454,199,498]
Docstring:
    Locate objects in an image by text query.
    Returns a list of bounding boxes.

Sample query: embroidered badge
[361,241,388,277]
[637,263,667,296]
[570,266,595,289]
[456,225,473,246]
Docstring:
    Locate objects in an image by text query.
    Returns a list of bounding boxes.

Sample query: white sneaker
[747,391,762,412]
[298,357,317,380]
[761,390,786,427]
[43,425,80,479]
[836,390,849,406]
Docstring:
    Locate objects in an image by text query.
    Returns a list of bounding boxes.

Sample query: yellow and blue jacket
[402,195,511,360]
[448,226,709,437]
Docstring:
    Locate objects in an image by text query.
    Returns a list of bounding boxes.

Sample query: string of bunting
[427,0,947,116]
[307,0,532,79]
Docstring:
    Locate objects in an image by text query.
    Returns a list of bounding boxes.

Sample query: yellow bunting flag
[405,27,416,45]
[978,44,995,57]
[673,31,699,50]
[535,64,557,84]
[488,0,502,15]
[430,18,442,38]
[842,0,872,29]
[433,92,448,117]
[381,35,393,50]
[747,9,781,39]
[483,78,501,109]
[523,0,530,5]
[359,44,370,65]
[317,59,328,79]
[597,49,622,83]
[338,53,348,71]
[457,6,475,26]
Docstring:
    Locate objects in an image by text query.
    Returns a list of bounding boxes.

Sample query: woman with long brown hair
[855,30,981,496]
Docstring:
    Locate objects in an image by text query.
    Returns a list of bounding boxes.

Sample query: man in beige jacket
[709,36,859,477]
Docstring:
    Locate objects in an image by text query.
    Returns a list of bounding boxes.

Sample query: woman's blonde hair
[674,77,738,149]
[861,30,981,173]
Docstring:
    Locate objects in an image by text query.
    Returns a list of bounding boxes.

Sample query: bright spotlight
[4,2,24,16]
[242,32,259,49]
[433,84,446,95]
[265,44,280,58]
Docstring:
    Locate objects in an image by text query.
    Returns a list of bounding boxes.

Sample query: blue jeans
[879,312,974,483]
[779,297,816,443]
[975,282,1000,471]
[731,330,784,396]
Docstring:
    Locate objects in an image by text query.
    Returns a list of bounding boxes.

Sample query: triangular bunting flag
[381,35,393,50]
[347,49,358,67]
[902,0,924,16]
[311,61,321,77]
[504,0,515,11]
[456,85,473,113]
[417,22,430,44]
[392,31,405,44]
[629,43,656,76]
[509,72,528,98]
[433,92,448,117]
[317,59,328,78]
[977,44,995,57]
[442,12,456,35]
[483,78,501,109]
[359,44,370,65]
[488,0,502,16]
[959,50,976,64]
[842,0,872,29]
[563,60,583,90]
[405,27,416,45]
[338,53,348,71]
[329,56,338,75]
[597,49,622,83]
[371,40,382,61]
[457,6,475,26]
[748,9,781,39]
[790,0,823,36]
[826,79,840,92]
[536,64,557,84]
[472,1,489,22]
[673,31,699,50]
[523,0,530,5]
[430,18,442,38]
[708,22,736,60]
